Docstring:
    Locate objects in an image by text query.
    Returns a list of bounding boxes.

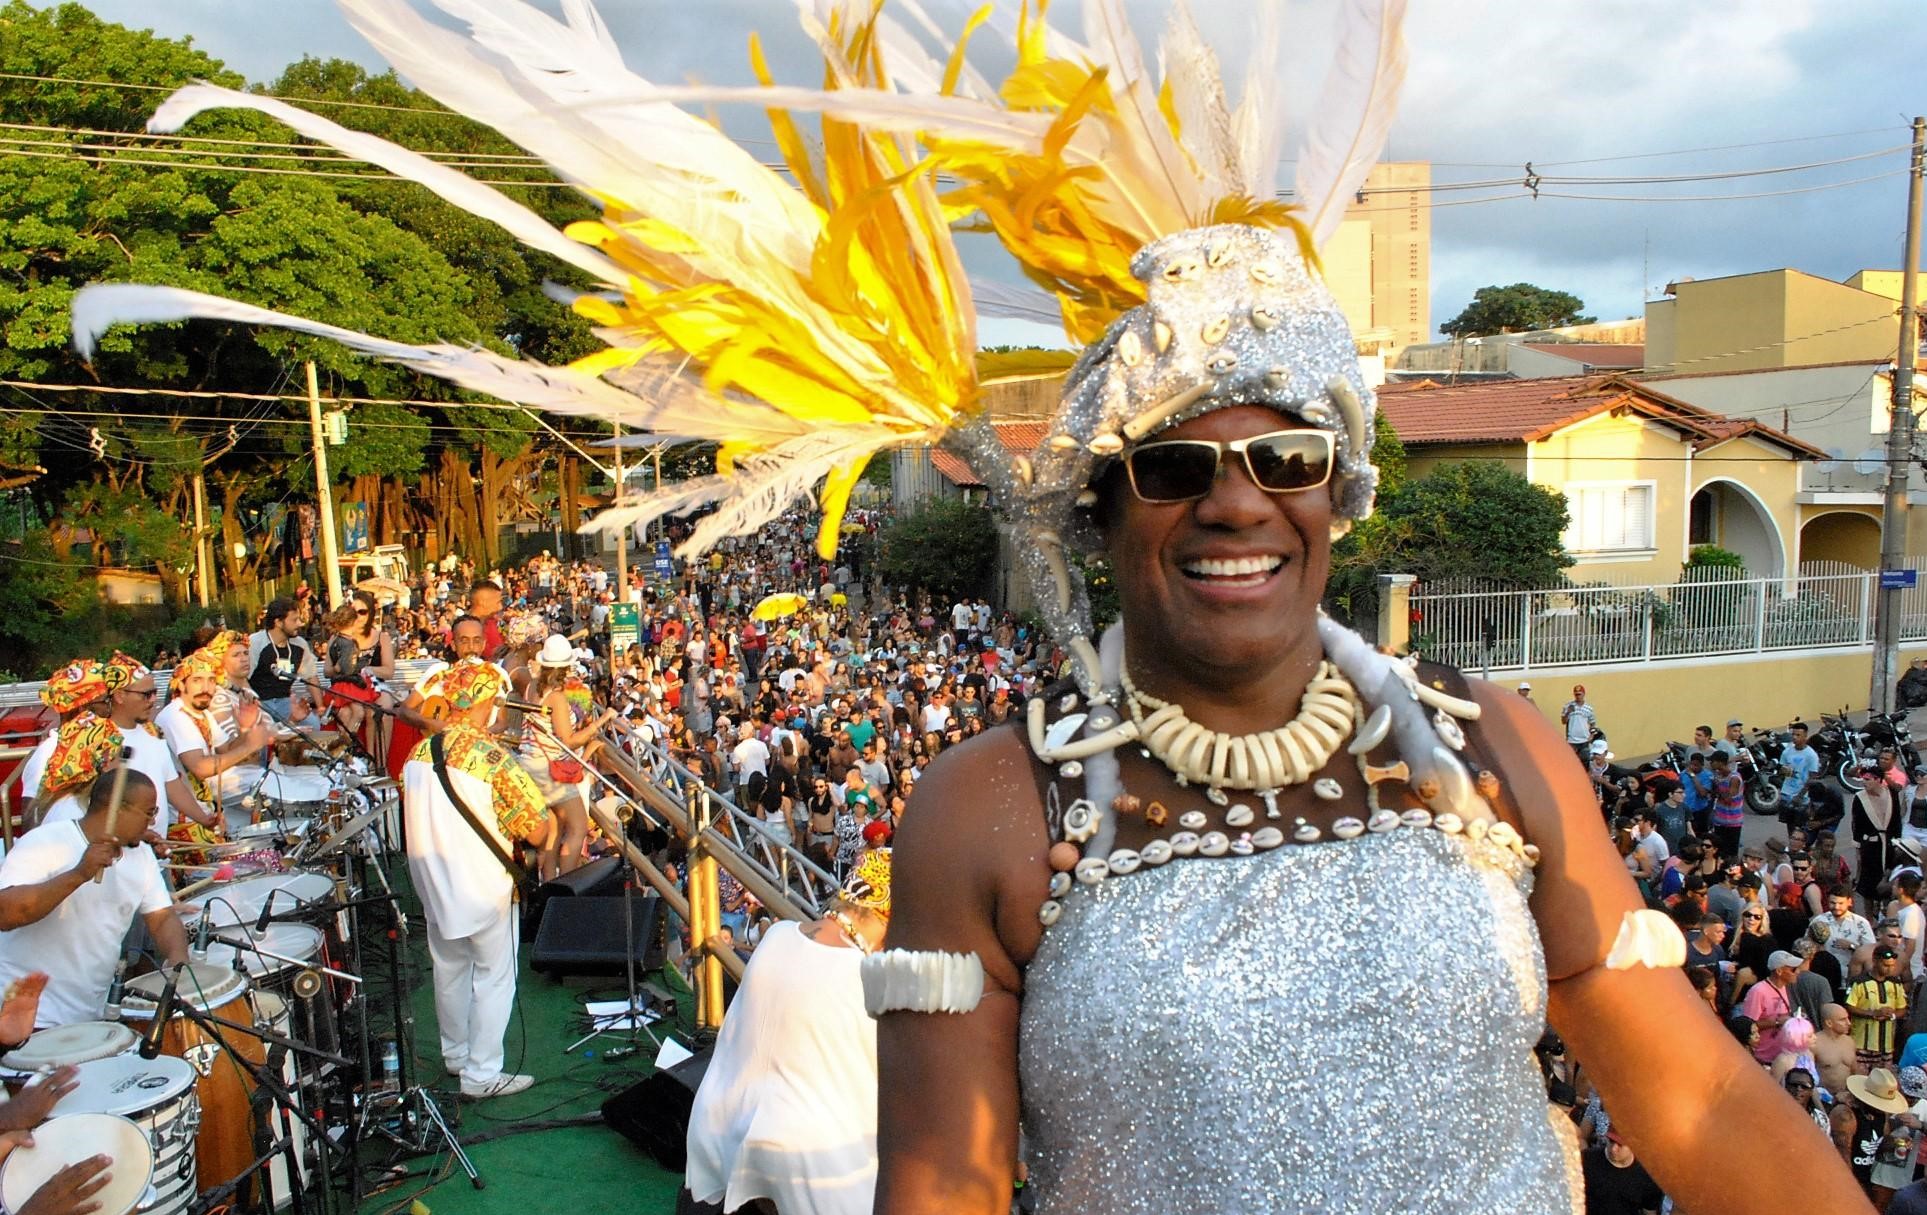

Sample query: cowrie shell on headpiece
[1178,809,1208,832]
[1293,821,1322,843]
[1400,808,1434,829]
[1250,259,1284,284]
[1169,831,1201,857]
[1162,255,1201,282]
[1313,778,1344,801]
[1251,305,1281,331]
[1332,817,1366,840]
[1206,353,1238,376]
[1299,400,1334,424]
[1140,838,1174,866]
[1038,900,1063,926]
[1205,240,1232,267]
[1201,315,1231,345]
[1198,831,1230,857]
[1251,826,1284,849]
[1265,366,1291,391]
[1048,871,1071,898]
[1224,804,1255,829]
[1074,857,1110,885]
[1058,760,1083,779]
[1433,812,1464,835]
[1116,328,1144,366]
[1488,821,1521,849]
[1154,321,1173,353]
[1107,848,1142,875]
[1465,817,1489,842]
[1367,809,1401,834]
[1204,786,1229,806]
[1229,834,1255,856]
[1087,432,1124,457]
[1049,433,1079,450]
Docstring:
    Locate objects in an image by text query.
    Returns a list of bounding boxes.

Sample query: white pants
[423,902,518,1086]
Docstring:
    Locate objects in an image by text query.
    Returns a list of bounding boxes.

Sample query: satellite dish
[1813,460,1842,477]
[1853,448,1887,476]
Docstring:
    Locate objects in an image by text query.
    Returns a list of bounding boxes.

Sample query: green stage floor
[353,885,689,1215]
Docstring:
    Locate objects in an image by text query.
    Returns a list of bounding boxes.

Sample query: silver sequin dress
[1018,826,1583,1214]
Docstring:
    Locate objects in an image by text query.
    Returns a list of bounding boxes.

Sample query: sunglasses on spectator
[1121,429,1335,504]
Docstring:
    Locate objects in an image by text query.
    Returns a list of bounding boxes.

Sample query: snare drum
[47,1058,197,1215]
[122,964,261,1192]
[186,872,334,930]
[229,820,312,850]
[202,923,337,1055]
[1,1020,139,1071]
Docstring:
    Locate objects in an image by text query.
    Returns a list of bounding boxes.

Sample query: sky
[58,0,1927,347]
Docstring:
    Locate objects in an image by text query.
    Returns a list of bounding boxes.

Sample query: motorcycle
[1859,710,1923,777]
[1744,729,1785,815]
[1634,741,1693,799]
[1810,712,1868,792]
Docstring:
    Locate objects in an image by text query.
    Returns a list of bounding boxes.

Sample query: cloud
[55,0,1927,338]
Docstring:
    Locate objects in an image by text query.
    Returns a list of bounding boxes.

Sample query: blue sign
[652,539,674,580]
[1881,568,1918,590]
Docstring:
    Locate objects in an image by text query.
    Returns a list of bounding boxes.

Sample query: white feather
[1230,2,1288,202]
[1158,0,1241,201]
[67,284,813,447]
[971,279,1069,326]
[147,83,623,287]
[1079,0,1203,220]
[1293,0,1408,249]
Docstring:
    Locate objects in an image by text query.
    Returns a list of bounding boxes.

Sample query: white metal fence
[1409,565,1927,671]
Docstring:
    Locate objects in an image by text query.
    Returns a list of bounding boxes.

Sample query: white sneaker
[444,1061,465,1077]
[460,1073,534,1100]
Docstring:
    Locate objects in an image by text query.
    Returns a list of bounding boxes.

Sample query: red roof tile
[929,422,1050,487]
[1519,343,1645,367]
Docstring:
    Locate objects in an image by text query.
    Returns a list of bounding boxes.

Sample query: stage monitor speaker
[601,1048,712,1171]
[526,855,625,934]
[529,895,665,978]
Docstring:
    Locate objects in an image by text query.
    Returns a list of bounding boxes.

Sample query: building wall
[1531,411,1694,583]
[1508,644,1927,758]
[1324,217,1376,341]
[1637,362,1892,483]
[1798,507,1882,569]
[1339,162,1430,355]
[1648,270,1895,374]
[1845,270,1907,301]
[1685,434,1802,580]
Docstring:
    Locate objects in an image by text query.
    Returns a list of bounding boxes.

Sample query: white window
[1564,482,1656,553]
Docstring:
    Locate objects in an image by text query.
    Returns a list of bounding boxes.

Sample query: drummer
[97,655,216,839]
[401,659,552,1100]
[155,650,276,831]
[14,660,119,807]
[0,768,189,1030]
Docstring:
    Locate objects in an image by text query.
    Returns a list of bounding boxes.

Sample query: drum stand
[168,1000,352,1215]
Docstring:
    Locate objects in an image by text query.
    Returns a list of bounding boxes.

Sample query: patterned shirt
[410,724,550,843]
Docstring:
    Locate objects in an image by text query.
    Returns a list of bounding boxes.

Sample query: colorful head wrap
[201,630,247,664]
[502,612,548,651]
[174,649,221,684]
[841,847,892,918]
[40,660,112,716]
[104,651,149,693]
[440,659,508,711]
[41,711,125,798]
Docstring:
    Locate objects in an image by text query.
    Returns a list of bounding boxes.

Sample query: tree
[1438,283,1595,338]
[878,497,999,603]
[1376,461,1571,588]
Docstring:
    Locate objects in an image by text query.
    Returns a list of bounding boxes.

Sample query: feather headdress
[70,0,991,560]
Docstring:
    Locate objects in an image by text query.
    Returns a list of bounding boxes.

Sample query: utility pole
[612,421,627,592]
[1873,115,1926,713]
[306,361,344,609]
[190,472,211,608]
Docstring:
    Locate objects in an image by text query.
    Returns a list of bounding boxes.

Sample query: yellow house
[1378,375,1824,585]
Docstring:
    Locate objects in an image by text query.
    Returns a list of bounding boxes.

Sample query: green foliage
[62,482,193,569]
[1378,461,1572,587]
[1439,283,1596,338]
[1685,544,1747,576]
[878,497,999,603]
[1075,552,1120,632]
[0,534,99,660]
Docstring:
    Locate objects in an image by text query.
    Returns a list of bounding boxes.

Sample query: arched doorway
[1798,511,1880,570]
[1687,480,1784,578]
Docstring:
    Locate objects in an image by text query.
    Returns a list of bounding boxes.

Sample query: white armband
[1603,909,1686,970]
[860,949,985,1017]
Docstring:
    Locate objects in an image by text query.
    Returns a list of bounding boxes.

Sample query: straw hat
[1849,1068,1912,1114]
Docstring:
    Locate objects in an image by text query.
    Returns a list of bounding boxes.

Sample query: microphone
[192,912,212,962]
[138,966,181,1059]
[254,887,282,934]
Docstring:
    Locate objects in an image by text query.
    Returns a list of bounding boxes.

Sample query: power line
[0,119,551,164]
[1537,170,1908,204]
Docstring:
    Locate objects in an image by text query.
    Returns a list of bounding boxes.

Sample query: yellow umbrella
[751,592,809,621]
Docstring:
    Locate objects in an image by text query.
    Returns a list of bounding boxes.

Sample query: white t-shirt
[156,698,262,807]
[1901,902,1927,983]
[732,737,771,782]
[1628,830,1669,878]
[401,758,514,940]
[14,732,56,803]
[0,822,170,1028]
[950,602,972,631]
[122,728,184,833]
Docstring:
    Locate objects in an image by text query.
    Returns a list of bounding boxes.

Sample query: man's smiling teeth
[1181,555,1283,577]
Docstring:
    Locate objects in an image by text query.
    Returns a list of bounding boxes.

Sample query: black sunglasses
[1121,429,1335,504]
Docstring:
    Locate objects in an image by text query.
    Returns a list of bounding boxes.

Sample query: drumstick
[94,761,134,885]
[173,866,235,899]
